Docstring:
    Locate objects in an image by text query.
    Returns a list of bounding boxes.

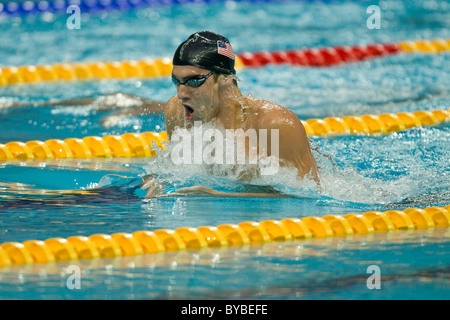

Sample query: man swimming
[143,31,319,197]
[2,31,319,197]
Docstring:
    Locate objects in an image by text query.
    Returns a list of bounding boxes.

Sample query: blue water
[0,229,449,299]
[0,0,449,299]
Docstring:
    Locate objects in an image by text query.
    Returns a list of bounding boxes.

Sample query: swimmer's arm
[259,109,319,183]
[40,97,97,106]
[53,93,164,112]
[96,94,164,128]
[99,100,165,128]
[117,100,164,115]
[1,93,165,111]
[0,98,96,109]
[150,186,291,199]
[141,177,290,199]
[46,93,149,108]
[170,186,292,198]
[4,96,102,108]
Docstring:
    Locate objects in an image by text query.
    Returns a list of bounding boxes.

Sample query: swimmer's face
[172,65,221,124]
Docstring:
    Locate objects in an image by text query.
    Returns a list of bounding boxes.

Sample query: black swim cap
[173,31,236,75]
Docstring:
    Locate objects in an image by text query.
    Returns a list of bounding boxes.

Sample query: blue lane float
[0,0,149,15]
[0,0,359,16]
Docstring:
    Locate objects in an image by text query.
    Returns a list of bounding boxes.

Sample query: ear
[218,74,233,87]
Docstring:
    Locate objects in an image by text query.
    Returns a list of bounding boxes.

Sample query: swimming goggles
[172,71,214,88]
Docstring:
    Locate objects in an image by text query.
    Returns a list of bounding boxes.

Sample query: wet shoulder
[240,96,299,130]
[165,95,179,111]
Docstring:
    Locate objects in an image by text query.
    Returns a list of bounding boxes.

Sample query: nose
[176,84,191,100]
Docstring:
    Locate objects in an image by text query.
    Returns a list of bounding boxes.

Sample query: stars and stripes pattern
[217,41,235,60]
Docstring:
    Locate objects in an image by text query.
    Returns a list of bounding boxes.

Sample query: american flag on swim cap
[217,41,235,60]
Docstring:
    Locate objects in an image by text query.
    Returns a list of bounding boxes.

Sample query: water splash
[311,125,450,206]
[139,123,449,207]
[142,123,320,198]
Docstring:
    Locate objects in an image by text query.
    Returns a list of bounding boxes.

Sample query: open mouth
[184,105,194,120]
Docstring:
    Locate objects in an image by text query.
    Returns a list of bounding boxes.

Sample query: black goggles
[171,71,214,88]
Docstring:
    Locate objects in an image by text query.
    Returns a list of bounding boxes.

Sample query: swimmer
[143,31,319,197]
[2,31,319,198]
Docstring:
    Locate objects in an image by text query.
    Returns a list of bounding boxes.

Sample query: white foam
[144,123,320,198]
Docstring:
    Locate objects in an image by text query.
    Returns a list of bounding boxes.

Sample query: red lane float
[236,43,402,68]
[0,39,448,86]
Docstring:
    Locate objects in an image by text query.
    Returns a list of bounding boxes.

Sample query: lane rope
[1,35,448,267]
[0,109,448,161]
[1,39,448,86]
[0,131,168,161]
[0,205,449,266]
[0,0,160,15]
[1,0,369,16]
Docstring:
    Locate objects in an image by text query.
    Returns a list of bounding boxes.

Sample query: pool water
[0,0,450,299]
[0,229,449,300]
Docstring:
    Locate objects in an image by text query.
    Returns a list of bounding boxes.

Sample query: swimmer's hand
[140,175,166,198]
